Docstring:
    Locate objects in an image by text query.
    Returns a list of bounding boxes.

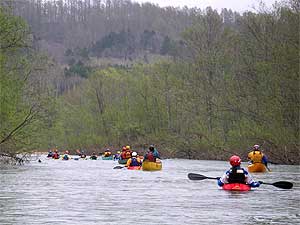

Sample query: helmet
[117,151,120,154]
[65,150,69,154]
[132,152,137,157]
[229,155,241,166]
[253,144,260,150]
[126,145,130,150]
[149,145,154,151]
[106,148,110,151]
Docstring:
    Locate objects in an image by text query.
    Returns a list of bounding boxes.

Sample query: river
[0,157,299,225]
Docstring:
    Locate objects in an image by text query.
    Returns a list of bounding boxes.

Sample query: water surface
[0,157,299,225]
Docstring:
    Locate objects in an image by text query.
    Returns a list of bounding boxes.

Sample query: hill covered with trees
[0,0,299,164]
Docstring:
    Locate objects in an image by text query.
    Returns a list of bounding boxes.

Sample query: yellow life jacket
[248,150,263,163]
[104,152,111,157]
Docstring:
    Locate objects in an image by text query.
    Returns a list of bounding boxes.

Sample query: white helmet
[132,152,137,157]
[253,144,260,150]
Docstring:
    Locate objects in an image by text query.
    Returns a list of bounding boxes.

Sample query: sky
[132,0,279,12]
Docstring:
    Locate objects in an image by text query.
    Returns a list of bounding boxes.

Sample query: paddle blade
[260,181,293,189]
[113,166,124,169]
[188,173,207,180]
[188,173,220,180]
[272,181,293,189]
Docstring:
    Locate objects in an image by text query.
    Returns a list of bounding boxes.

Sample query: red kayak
[222,183,251,191]
[127,166,141,170]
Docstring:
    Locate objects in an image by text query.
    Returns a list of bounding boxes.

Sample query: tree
[0,6,54,163]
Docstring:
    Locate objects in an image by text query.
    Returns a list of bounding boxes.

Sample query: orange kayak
[248,163,267,173]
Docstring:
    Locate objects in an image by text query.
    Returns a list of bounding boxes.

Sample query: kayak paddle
[188,173,220,180]
[113,166,125,169]
[258,181,293,189]
[188,173,293,189]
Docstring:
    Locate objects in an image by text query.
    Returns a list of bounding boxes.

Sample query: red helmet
[230,155,241,166]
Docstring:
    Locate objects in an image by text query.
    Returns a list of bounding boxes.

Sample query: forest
[0,0,299,164]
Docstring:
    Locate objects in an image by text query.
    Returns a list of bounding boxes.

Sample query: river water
[0,157,299,225]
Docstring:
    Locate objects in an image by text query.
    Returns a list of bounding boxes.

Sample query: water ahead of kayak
[0,158,299,225]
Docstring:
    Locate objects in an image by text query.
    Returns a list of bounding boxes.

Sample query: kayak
[142,160,162,171]
[127,166,141,170]
[90,155,98,160]
[118,158,128,164]
[102,156,113,160]
[248,163,267,173]
[222,183,251,191]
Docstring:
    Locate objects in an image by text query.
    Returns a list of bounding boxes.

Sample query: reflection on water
[0,157,299,225]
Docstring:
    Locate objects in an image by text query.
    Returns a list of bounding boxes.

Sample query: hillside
[0,0,299,164]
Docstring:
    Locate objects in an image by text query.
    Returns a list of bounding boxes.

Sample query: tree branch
[0,105,36,145]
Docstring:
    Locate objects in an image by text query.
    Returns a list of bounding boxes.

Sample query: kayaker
[47,150,53,158]
[120,146,127,159]
[62,150,70,160]
[144,145,160,162]
[103,149,112,157]
[125,152,142,167]
[248,144,268,168]
[52,149,60,159]
[114,151,121,160]
[218,155,261,188]
[89,152,97,160]
[125,145,132,159]
[80,150,87,158]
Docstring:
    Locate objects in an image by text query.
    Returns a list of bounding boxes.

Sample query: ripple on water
[0,158,299,225]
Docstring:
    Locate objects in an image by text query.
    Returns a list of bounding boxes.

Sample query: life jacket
[228,167,246,184]
[146,151,155,162]
[121,151,126,159]
[130,157,141,166]
[125,150,132,159]
[104,152,111,157]
[248,150,263,163]
[52,153,59,159]
[63,154,69,160]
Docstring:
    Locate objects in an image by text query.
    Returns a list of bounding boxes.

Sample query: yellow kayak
[142,160,162,171]
[248,163,267,172]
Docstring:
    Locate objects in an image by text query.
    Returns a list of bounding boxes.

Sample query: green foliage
[51,2,299,163]
[0,6,54,155]
[160,36,177,56]
[140,30,156,51]
[2,1,298,164]
[0,7,28,53]
[91,30,135,57]
[64,60,91,78]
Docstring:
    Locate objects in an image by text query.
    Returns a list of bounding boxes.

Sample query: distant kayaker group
[45,143,293,190]
[45,144,162,171]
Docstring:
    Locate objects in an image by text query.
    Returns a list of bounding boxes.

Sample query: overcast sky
[132,0,278,12]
